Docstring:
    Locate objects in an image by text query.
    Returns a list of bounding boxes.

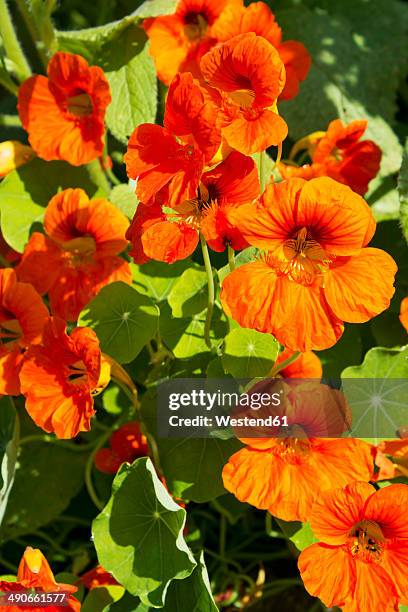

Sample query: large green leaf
[92,457,196,607]
[167,266,209,318]
[0,441,86,542]
[79,282,159,364]
[131,260,192,303]
[81,586,125,612]
[222,328,279,379]
[105,553,217,612]
[57,6,161,144]
[276,0,408,175]
[342,346,408,441]
[398,138,408,243]
[0,398,18,526]
[0,158,99,252]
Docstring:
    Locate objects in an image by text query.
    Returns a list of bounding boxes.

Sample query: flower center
[0,317,22,345]
[275,431,311,462]
[228,88,256,109]
[183,12,208,41]
[67,92,93,117]
[67,360,87,385]
[280,227,331,284]
[348,520,384,560]
[62,236,97,265]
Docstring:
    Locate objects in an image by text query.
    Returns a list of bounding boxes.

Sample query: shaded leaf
[131,259,192,303]
[167,267,209,318]
[79,282,159,364]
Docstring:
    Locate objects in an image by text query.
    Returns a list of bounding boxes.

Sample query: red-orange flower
[222,382,374,521]
[79,565,118,590]
[19,317,102,439]
[125,73,221,207]
[374,439,408,481]
[126,150,259,263]
[17,188,131,321]
[144,0,241,85]
[211,1,311,100]
[95,421,149,474]
[0,547,80,611]
[280,119,382,195]
[275,348,322,379]
[0,269,48,396]
[200,33,288,155]
[298,482,408,611]
[221,177,397,351]
[18,52,111,166]
[400,297,408,332]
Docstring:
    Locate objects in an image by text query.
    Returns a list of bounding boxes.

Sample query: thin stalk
[15,0,49,69]
[84,430,111,511]
[227,245,236,272]
[200,233,215,349]
[19,433,95,452]
[0,114,21,127]
[86,159,111,194]
[0,555,18,573]
[269,351,301,377]
[0,0,31,82]
[0,74,18,96]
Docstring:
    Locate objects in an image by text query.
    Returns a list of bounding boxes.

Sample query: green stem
[0,0,31,82]
[0,73,18,96]
[84,430,112,511]
[219,515,227,558]
[19,433,95,452]
[269,351,301,377]
[15,0,49,69]
[86,159,111,195]
[0,114,21,127]
[227,245,236,272]
[0,555,18,573]
[200,233,215,349]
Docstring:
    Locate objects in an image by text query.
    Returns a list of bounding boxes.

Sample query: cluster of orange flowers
[0,0,407,610]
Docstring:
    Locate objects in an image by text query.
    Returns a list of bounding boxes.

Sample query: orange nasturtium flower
[19,317,105,439]
[200,33,288,155]
[298,482,408,611]
[0,269,48,396]
[0,547,80,611]
[222,382,374,522]
[0,140,35,177]
[95,421,148,474]
[17,188,131,321]
[79,565,118,590]
[374,439,408,481]
[18,52,111,166]
[126,151,259,263]
[275,348,322,379]
[400,296,408,332]
[143,0,241,85]
[221,177,397,351]
[211,1,311,101]
[280,119,382,195]
[125,72,220,207]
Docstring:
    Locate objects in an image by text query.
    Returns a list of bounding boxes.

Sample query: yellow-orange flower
[298,482,408,611]
[221,177,397,351]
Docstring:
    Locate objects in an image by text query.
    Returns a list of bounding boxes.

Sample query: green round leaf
[79,282,159,364]
[222,328,279,379]
[92,457,196,607]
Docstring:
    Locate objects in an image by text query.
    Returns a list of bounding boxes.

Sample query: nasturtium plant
[0,0,407,610]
